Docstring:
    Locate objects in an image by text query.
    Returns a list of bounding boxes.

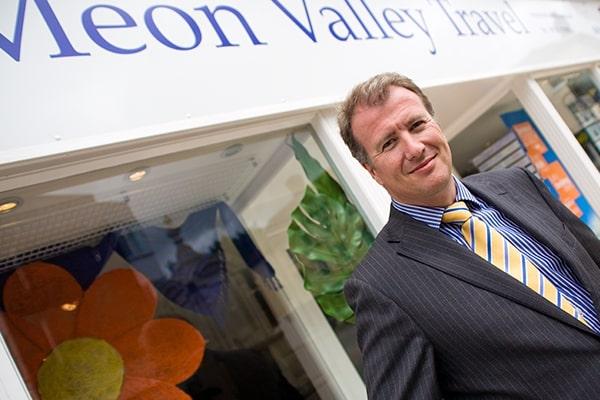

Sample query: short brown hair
[337,72,434,164]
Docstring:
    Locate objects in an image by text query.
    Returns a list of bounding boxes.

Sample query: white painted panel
[0,334,31,400]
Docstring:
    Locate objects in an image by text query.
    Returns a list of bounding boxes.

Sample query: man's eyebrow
[406,114,428,127]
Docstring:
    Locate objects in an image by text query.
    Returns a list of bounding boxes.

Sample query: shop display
[540,70,600,173]
[471,130,536,175]
[564,76,600,169]
[0,131,369,399]
[287,137,373,323]
[564,73,600,128]
[575,127,600,170]
[0,262,205,399]
[116,201,281,322]
[501,109,600,236]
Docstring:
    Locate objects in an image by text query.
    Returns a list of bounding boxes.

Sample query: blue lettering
[382,8,413,38]
[195,5,267,47]
[437,2,528,37]
[145,5,202,50]
[82,5,146,54]
[271,0,317,42]
[504,1,529,33]
[435,0,467,36]
[342,0,374,39]
[319,7,359,41]
[401,9,436,54]
[470,11,493,35]
[482,11,505,34]
[1,0,89,62]
[502,11,522,34]
[455,10,477,35]
[359,0,391,39]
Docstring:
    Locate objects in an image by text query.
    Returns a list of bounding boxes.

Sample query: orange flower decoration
[0,261,205,399]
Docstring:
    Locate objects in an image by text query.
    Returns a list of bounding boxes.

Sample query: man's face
[351,86,455,207]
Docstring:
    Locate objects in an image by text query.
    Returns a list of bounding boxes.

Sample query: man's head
[338,72,455,207]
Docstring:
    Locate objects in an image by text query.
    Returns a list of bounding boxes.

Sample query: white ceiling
[0,127,305,269]
[423,76,523,175]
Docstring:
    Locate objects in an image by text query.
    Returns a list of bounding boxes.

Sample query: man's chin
[416,174,454,204]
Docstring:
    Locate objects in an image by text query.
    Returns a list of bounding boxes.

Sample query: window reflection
[539,69,600,170]
[0,129,366,399]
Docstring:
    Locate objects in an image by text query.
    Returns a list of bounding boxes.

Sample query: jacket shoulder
[462,167,531,187]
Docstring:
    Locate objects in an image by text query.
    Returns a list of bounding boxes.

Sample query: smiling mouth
[409,154,437,174]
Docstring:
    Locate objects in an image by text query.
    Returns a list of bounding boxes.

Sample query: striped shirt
[392,177,600,333]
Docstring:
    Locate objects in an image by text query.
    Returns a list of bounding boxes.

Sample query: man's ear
[362,162,383,186]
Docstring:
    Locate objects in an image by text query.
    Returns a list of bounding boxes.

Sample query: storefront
[1,0,600,398]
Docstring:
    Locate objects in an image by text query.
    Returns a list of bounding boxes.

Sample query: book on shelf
[471,131,539,177]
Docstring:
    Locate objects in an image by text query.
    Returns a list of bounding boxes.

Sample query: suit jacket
[345,168,600,399]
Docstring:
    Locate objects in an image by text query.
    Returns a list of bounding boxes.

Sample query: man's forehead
[353,101,382,117]
[354,91,424,122]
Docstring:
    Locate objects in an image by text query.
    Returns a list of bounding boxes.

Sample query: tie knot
[442,201,472,224]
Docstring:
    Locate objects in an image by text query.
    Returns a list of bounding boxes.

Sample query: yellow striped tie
[442,201,588,326]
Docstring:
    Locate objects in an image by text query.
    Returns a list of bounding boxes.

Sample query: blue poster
[501,109,600,237]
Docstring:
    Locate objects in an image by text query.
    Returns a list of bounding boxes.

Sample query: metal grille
[0,156,258,272]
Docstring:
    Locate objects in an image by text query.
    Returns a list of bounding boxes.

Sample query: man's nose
[403,136,425,160]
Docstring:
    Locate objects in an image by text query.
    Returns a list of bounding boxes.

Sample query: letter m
[1,0,88,62]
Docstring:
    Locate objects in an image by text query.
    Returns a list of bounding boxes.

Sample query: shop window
[451,91,599,236]
[0,128,370,399]
[450,92,534,177]
[538,69,600,171]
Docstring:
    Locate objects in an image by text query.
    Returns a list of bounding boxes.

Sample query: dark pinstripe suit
[345,168,600,399]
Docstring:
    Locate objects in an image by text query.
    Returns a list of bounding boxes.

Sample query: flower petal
[3,262,81,350]
[119,376,191,400]
[76,269,157,341]
[113,318,205,384]
[0,312,45,398]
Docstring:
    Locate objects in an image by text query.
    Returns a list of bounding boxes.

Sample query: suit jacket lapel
[384,199,593,334]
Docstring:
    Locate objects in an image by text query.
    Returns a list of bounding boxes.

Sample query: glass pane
[538,69,600,171]
[450,92,537,177]
[451,90,600,236]
[0,127,370,399]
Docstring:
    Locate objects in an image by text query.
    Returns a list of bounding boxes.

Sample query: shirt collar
[391,177,482,230]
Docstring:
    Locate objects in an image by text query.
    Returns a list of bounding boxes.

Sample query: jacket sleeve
[345,276,441,400]
[521,168,600,268]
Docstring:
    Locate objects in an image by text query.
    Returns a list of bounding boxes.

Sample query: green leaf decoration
[288,136,373,322]
[291,135,346,203]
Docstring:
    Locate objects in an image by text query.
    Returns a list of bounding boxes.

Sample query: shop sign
[1,0,600,162]
[2,0,545,61]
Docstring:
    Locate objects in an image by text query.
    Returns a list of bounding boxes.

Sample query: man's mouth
[409,154,437,174]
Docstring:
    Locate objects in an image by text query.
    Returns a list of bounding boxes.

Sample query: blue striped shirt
[392,177,600,333]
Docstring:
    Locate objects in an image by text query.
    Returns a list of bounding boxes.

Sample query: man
[339,72,600,399]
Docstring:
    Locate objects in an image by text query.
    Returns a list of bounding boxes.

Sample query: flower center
[37,337,124,400]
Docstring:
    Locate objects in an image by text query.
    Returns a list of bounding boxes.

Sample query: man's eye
[382,138,396,151]
[411,120,426,130]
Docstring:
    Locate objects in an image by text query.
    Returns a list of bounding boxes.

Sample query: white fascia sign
[1,0,600,162]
